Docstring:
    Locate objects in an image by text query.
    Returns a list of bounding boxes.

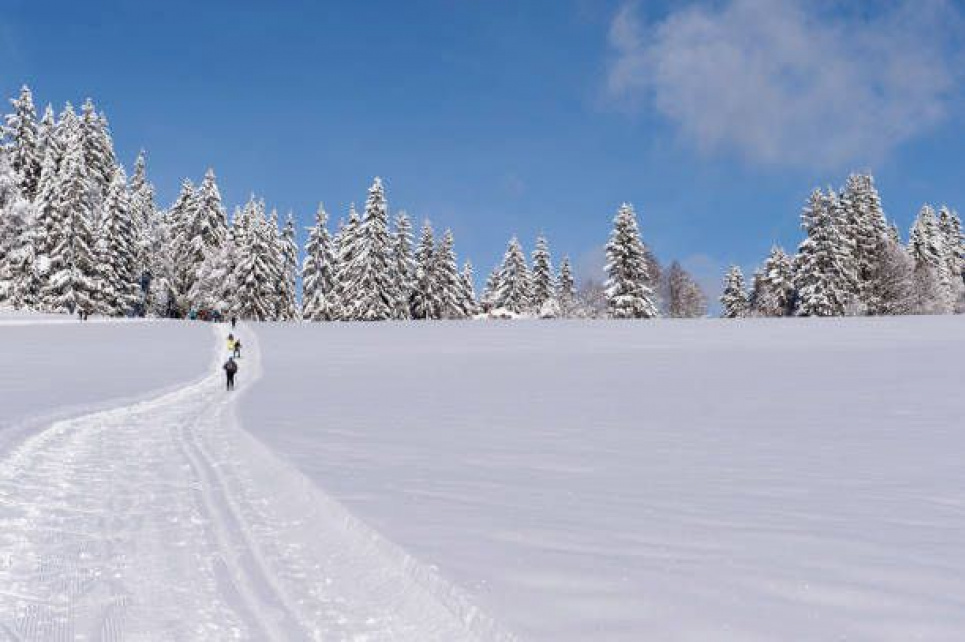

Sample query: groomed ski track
[0,324,512,642]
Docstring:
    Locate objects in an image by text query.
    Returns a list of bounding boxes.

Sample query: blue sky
[3,0,963,297]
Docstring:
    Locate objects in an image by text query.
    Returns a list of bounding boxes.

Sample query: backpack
[225,360,238,374]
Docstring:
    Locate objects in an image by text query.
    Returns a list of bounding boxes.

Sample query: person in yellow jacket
[227,334,236,352]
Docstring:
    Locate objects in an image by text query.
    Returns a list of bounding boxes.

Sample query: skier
[231,316,237,330]
[227,334,235,352]
[224,356,238,391]
[233,339,242,359]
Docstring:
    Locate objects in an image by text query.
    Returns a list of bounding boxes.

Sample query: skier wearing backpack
[233,339,242,359]
[224,357,238,391]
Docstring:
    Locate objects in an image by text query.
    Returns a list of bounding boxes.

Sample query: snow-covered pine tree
[35,104,57,173]
[434,228,464,319]
[94,166,139,315]
[605,203,657,319]
[841,174,890,313]
[720,265,749,318]
[277,212,299,320]
[530,235,555,315]
[938,206,964,308]
[301,204,338,321]
[793,189,857,317]
[234,200,278,321]
[333,204,363,320]
[480,266,500,312]
[557,256,577,318]
[128,151,160,314]
[666,261,707,318]
[78,99,116,201]
[410,219,438,320]
[0,148,38,307]
[459,260,478,317]
[909,204,951,314]
[349,177,395,321]
[493,236,532,315]
[3,85,41,200]
[750,246,795,316]
[167,179,198,313]
[391,211,415,320]
[41,133,98,314]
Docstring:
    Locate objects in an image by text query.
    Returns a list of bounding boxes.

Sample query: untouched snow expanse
[244,317,965,641]
[0,317,211,444]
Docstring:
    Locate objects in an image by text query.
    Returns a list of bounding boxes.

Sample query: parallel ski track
[0,324,513,642]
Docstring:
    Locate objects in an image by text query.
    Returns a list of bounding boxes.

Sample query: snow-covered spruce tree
[557,256,577,318]
[909,204,952,314]
[36,104,57,173]
[793,189,857,317]
[166,179,198,313]
[434,228,464,319]
[493,236,532,315]
[391,211,415,320]
[750,246,795,316]
[181,169,229,312]
[301,204,338,321]
[78,99,116,202]
[3,85,41,200]
[840,174,889,312]
[41,135,98,314]
[0,148,38,307]
[530,235,556,315]
[277,212,299,320]
[480,266,500,312]
[666,261,707,318]
[605,203,657,319]
[459,260,478,317]
[233,200,278,321]
[128,151,160,314]
[93,166,139,315]
[348,178,395,321]
[938,206,965,308]
[720,265,749,318]
[410,219,438,320]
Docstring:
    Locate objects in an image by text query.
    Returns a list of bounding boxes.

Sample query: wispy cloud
[606,0,964,169]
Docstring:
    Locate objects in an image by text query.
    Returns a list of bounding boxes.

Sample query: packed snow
[243,317,965,641]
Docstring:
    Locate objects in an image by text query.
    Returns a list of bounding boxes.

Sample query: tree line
[1,85,709,321]
[721,174,964,318]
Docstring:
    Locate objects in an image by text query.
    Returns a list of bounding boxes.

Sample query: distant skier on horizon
[224,357,238,391]
[231,316,237,330]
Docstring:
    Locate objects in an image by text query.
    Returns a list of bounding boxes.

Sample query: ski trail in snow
[0,325,513,641]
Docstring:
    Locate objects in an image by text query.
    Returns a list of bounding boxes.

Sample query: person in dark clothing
[233,339,242,359]
[224,357,238,391]
[231,316,237,330]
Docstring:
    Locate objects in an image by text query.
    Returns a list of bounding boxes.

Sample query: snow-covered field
[244,317,965,641]
[0,317,210,448]
[1,314,963,640]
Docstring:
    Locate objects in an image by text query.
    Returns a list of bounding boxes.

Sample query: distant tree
[410,220,438,320]
[434,229,464,319]
[391,211,415,319]
[493,236,531,314]
[666,261,707,318]
[557,256,577,318]
[720,265,749,318]
[302,204,338,320]
[750,246,795,316]
[605,203,657,318]
[794,189,856,316]
[2,85,41,199]
[530,235,555,314]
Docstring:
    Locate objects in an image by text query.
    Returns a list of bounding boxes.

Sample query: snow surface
[0,317,211,444]
[0,317,510,641]
[243,317,965,641]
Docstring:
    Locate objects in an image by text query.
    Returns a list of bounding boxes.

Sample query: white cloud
[607,0,963,169]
